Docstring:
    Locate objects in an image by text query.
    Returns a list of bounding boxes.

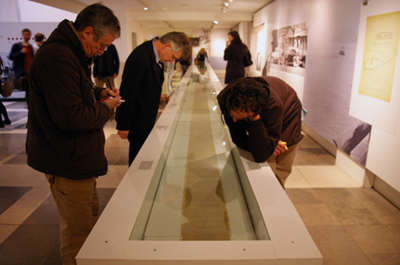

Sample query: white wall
[0,0,76,23]
[191,28,228,70]
[0,0,77,55]
[251,0,310,101]
[19,0,76,22]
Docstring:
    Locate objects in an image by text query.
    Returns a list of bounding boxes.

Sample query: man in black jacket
[27,4,121,264]
[217,76,303,187]
[116,32,190,165]
[93,43,119,88]
[8,28,34,83]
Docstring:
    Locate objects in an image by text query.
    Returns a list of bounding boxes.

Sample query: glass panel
[130,70,269,241]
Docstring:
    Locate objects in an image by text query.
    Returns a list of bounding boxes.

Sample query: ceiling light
[139,0,148,10]
[161,21,174,29]
[223,1,229,7]
[213,20,219,24]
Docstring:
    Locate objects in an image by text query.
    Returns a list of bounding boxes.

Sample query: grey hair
[74,3,121,41]
[160,32,191,60]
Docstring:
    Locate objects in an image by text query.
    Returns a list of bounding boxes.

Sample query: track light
[161,21,174,29]
[139,0,148,10]
[221,0,231,13]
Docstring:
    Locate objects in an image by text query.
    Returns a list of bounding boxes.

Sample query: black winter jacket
[223,43,246,84]
[26,20,111,179]
[93,44,119,79]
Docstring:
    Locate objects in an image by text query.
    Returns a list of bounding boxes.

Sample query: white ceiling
[30,0,274,30]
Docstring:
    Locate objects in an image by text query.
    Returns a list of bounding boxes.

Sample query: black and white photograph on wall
[332,121,372,166]
[192,37,200,47]
[266,22,308,74]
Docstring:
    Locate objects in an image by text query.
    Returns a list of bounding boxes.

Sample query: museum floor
[0,70,399,265]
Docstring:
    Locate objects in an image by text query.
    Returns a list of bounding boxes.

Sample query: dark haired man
[8,28,33,92]
[33,32,45,54]
[116,31,191,165]
[27,3,121,264]
[9,28,33,80]
[217,76,303,187]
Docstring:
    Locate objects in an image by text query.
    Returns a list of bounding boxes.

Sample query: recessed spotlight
[144,7,148,10]
[213,20,219,24]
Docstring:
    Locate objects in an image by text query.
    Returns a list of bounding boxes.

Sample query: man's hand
[248,114,260,122]
[118,130,129,139]
[273,141,288,156]
[100,88,122,109]
[100,87,119,98]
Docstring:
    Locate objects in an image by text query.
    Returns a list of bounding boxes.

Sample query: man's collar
[152,38,162,67]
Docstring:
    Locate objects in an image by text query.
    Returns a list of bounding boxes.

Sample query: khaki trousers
[46,174,99,265]
[94,76,115,88]
[267,143,299,187]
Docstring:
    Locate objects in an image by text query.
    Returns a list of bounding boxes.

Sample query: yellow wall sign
[359,11,400,102]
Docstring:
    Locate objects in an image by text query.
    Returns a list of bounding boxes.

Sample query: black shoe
[0,122,4,128]
[4,119,11,125]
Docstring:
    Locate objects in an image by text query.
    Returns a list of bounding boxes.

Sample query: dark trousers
[127,127,153,165]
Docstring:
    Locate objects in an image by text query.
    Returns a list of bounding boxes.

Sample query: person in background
[0,55,11,128]
[217,76,303,187]
[224,31,247,84]
[195,48,209,69]
[0,94,11,128]
[33,33,45,54]
[285,49,296,67]
[178,56,190,78]
[8,28,34,94]
[93,43,119,88]
[116,31,190,166]
[9,28,33,81]
[26,4,121,264]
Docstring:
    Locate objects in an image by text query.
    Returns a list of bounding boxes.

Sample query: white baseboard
[302,124,337,156]
[336,149,370,188]
[302,124,400,209]
[374,177,400,209]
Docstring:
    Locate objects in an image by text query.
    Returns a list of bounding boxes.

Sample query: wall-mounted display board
[350,0,400,193]
[350,0,400,135]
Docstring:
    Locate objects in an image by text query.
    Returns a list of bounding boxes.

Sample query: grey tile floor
[0,71,400,264]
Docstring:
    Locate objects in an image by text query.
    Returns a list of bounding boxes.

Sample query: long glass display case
[77,66,322,264]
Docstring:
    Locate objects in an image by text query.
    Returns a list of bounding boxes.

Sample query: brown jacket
[26,20,111,179]
[217,76,303,162]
